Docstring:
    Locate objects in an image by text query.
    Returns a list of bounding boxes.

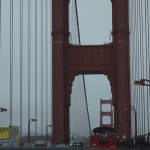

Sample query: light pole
[0,108,7,112]
[46,125,52,140]
[77,136,81,141]
[124,106,137,138]
[72,134,77,141]
[28,118,37,143]
[135,79,150,86]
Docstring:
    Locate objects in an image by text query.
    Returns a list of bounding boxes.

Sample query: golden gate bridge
[0,0,150,148]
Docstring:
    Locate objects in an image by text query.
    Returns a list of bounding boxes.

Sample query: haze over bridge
[0,0,150,147]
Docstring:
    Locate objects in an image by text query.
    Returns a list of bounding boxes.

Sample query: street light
[135,79,150,86]
[0,108,7,112]
[28,118,37,143]
[77,136,81,141]
[72,134,77,141]
[124,106,137,138]
[46,124,52,140]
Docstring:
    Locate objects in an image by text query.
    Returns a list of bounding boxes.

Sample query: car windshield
[92,127,117,137]
[93,127,116,134]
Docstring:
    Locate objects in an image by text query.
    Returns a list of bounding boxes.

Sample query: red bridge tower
[52,0,131,143]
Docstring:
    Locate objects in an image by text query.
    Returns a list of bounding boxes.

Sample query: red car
[88,127,118,149]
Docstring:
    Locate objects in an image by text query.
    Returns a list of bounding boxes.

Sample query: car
[34,140,51,148]
[21,142,34,148]
[70,141,87,149]
[89,127,119,149]
[0,140,20,148]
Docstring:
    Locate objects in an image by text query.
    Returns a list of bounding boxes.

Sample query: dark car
[34,140,51,148]
[22,143,34,148]
[0,140,20,148]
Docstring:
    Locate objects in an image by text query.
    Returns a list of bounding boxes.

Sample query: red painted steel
[89,127,119,149]
[52,0,131,144]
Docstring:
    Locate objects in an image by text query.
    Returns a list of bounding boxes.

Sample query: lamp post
[72,134,77,141]
[124,106,137,138]
[135,79,150,86]
[77,136,81,141]
[46,125,52,140]
[28,118,37,143]
[0,108,7,112]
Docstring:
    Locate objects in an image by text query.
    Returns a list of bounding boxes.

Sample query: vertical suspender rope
[0,0,2,55]
[146,0,150,132]
[142,0,146,134]
[134,0,139,135]
[75,0,91,133]
[132,0,137,110]
[10,0,13,125]
[145,0,149,133]
[133,0,138,136]
[28,0,31,123]
[41,0,44,135]
[139,0,144,134]
[20,0,23,141]
[50,0,52,130]
[137,0,142,135]
[45,0,48,129]
[130,0,136,136]
[147,0,150,132]
[138,0,141,135]
[35,0,37,138]
[136,0,140,135]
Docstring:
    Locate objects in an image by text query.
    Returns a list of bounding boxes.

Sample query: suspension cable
[41,0,44,135]
[0,0,2,56]
[74,0,91,133]
[146,0,150,132]
[10,0,13,125]
[28,0,31,124]
[35,0,38,138]
[45,0,48,130]
[145,0,149,133]
[20,0,23,141]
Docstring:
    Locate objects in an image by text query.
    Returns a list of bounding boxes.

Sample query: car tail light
[90,139,96,146]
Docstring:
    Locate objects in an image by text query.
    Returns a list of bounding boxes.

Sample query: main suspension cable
[74,0,91,133]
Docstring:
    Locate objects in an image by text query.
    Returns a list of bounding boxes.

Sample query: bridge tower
[52,0,131,143]
[100,99,113,127]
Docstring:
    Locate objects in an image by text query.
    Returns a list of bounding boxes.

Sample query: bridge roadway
[0,147,133,150]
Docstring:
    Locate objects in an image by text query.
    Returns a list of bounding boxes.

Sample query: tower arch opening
[69,74,112,138]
